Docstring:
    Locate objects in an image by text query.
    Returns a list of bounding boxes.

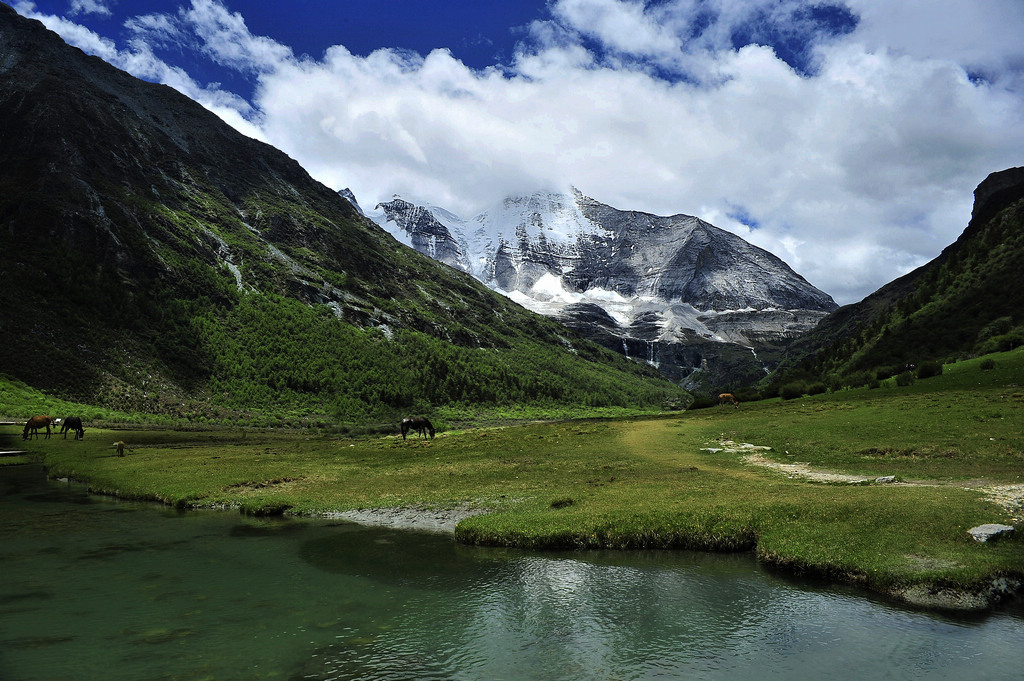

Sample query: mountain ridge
[0,3,685,422]
[774,165,1024,387]
[368,188,837,390]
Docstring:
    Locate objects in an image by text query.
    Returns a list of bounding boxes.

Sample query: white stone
[967,524,1015,543]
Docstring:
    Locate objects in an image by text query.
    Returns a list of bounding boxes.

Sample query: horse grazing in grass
[23,415,54,440]
[401,416,435,440]
[719,393,739,408]
[61,416,85,440]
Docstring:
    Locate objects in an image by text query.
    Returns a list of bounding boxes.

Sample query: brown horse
[61,416,86,440]
[401,416,435,440]
[719,393,739,408]
[23,415,54,440]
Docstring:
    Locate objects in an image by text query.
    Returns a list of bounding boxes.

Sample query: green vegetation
[774,194,1024,392]
[12,347,1023,609]
[2,177,686,424]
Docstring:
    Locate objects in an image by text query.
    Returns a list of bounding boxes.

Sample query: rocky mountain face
[0,5,681,417]
[366,189,838,390]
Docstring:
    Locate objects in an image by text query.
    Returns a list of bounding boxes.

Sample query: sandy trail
[707,440,1024,523]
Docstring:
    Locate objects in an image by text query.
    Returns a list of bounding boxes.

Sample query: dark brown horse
[23,415,54,440]
[61,416,86,440]
[718,393,739,408]
[401,416,435,440]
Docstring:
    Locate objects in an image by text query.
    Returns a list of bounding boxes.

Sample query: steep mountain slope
[369,189,837,391]
[776,166,1024,385]
[0,5,684,421]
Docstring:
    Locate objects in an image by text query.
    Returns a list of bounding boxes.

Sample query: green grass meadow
[6,348,1023,606]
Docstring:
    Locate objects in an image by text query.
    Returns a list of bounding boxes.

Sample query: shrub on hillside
[875,366,900,381]
[687,396,718,410]
[976,330,1024,355]
[734,388,763,403]
[976,316,1013,343]
[841,371,872,389]
[895,371,915,387]
[806,382,828,396]
[780,382,806,400]
[916,361,943,379]
[980,358,996,371]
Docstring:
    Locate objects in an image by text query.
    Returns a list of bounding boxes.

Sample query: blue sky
[13,0,1024,304]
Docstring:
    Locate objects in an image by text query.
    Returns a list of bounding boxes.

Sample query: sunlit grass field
[6,348,1023,606]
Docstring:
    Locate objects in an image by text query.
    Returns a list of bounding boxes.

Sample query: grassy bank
[8,348,1023,610]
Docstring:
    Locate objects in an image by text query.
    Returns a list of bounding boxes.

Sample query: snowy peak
[370,188,835,312]
[473,189,608,246]
[366,188,837,389]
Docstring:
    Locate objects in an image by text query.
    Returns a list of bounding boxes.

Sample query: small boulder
[967,524,1015,543]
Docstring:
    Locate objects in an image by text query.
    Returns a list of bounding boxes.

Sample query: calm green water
[1,464,1022,681]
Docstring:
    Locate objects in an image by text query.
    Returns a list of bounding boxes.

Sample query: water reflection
[1,464,1021,681]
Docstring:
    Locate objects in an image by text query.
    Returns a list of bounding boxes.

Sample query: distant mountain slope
[776,166,1024,384]
[369,189,837,391]
[0,4,684,421]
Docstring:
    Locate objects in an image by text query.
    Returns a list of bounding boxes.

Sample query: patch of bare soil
[322,503,491,534]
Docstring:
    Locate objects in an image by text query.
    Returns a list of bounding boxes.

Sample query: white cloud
[846,0,1024,90]
[13,0,1024,305]
[69,0,111,17]
[181,0,292,72]
[548,0,682,59]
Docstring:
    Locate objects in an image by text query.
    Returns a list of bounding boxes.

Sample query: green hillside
[773,166,1024,390]
[0,5,685,424]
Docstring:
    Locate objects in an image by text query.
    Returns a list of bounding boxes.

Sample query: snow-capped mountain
[359,188,838,390]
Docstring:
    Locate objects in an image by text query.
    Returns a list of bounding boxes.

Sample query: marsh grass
[10,348,1024,604]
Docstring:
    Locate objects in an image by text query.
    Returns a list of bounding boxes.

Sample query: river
[1,464,1021,680]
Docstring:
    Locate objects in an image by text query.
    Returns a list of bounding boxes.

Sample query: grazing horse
[23,415,54,440]
[718,393,739,408]
[61,416,85,440]
[401,416,435,440]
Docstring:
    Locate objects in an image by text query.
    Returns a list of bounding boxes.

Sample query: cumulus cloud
[181,0,292,72]
[847,0,1024,90]
[69,0,111,17]
[547,0,682,59]
[14,0,1024,305]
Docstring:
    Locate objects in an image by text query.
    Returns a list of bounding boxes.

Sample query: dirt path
[707,439,1024,523]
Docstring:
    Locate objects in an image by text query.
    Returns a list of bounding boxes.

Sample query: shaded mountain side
[774,166,1024,386]
[0,4,685,420]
